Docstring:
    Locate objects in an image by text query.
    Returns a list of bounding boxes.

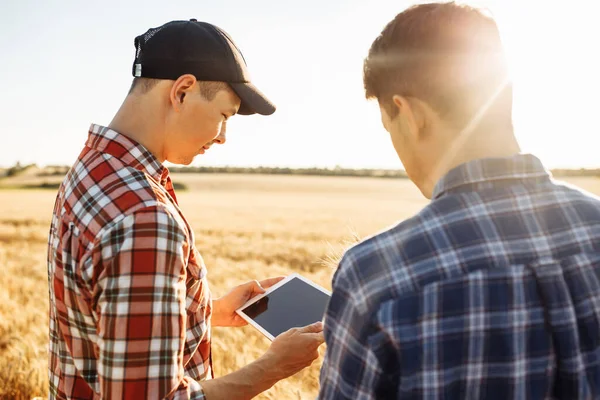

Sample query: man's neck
[421,127,521,198]
[108,96,167,163]
[449,130,521,169]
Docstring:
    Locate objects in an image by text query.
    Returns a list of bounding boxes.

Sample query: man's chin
[182,157,195,166]
[166,156,195,166]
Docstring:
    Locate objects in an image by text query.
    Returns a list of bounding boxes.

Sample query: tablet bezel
[234,273,331,341]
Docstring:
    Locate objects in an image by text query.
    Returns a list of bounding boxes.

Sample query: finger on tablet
[259,276,286,289]
[246,280,266,296]
[299,321,323,333]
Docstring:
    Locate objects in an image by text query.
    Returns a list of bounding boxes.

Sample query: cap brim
[229,82,276,116]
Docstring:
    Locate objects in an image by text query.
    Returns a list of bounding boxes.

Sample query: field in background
[1,173,599,399]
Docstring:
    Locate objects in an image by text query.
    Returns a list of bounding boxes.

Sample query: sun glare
[363,0,600,169]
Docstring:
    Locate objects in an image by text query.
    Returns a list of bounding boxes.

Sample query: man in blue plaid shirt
[318,3,600,399]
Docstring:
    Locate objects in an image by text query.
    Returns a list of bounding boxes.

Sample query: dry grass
[0,173,599,399]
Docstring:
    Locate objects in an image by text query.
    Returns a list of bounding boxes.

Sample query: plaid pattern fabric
[47,124,210,399]
[318,154,600,399]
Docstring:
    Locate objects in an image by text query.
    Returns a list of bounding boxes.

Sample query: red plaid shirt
[47,124,211,399]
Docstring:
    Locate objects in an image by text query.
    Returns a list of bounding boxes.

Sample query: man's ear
[169,74,197,111]
[392,94,424,141]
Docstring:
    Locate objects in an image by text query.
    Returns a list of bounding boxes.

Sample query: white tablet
[235,273,331,340]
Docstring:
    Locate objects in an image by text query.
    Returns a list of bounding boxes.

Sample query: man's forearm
[200,354,281,400]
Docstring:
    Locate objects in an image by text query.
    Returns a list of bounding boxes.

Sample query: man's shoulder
[334,202,450,312]
[57,149,174,243]
[333,189,532,310]
[342,193,466,270]
[336,180,600,313]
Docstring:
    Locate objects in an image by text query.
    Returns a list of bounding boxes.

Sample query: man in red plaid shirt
[47,19,324,399]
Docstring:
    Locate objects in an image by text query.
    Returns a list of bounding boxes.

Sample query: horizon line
[2,163,600,173]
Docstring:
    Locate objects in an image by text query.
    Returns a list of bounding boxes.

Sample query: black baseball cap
[132,19,276,116]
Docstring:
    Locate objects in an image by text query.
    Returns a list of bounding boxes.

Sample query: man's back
[319,155,600,399]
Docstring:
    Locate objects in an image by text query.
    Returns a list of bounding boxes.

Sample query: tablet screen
[240,277,330,338]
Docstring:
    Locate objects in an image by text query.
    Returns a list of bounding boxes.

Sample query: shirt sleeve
[91,204,206,399]
[318,254,395,400]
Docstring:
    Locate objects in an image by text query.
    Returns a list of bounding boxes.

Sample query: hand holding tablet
[235,273,331,340]
[200,274,328,397]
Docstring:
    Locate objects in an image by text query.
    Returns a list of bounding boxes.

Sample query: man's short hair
[363,2,512,128]
[198,81,229,101]
[128,78,228,101]
[128,78,160,95]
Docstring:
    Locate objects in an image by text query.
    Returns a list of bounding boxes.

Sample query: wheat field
[1,173,599,399]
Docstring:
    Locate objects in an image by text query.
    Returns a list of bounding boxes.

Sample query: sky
[1,0,599,170]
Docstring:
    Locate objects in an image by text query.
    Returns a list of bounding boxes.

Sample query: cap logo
[134,64,142,77]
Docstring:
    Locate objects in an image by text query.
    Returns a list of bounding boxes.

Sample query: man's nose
[214,126,227,145]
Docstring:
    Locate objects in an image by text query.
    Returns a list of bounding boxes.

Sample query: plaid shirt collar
[86,123,170,186]
[432,153,551,200]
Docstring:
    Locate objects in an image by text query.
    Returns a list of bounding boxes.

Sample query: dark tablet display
[239,276,331,338]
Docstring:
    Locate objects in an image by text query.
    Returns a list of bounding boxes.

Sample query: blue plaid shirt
[318,154,600,400]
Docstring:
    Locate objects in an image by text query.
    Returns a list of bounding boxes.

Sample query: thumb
[247,280,266,296]
[299,321,324,333]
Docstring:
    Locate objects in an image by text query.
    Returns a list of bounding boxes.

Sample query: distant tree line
[4,162,34,177]
[166,165,600,179]
[167,165,410,178]
[1,162,600,180]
